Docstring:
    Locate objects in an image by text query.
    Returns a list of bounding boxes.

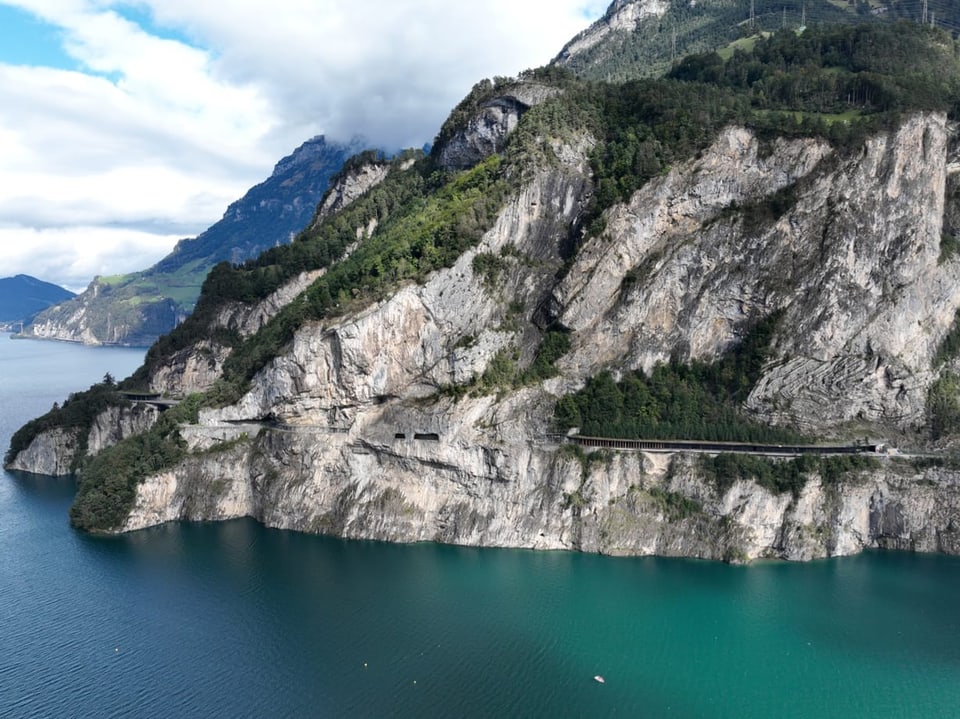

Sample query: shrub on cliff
[69,396,202,532]
[5,380,128,470]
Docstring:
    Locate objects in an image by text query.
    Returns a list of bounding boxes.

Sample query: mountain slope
[554,0,960,81]
[21,136,363,346]
[9,23,960,562]
[0,275,74,324]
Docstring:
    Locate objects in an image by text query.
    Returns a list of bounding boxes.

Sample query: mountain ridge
[554,0,960,81]
[20,136,364,346]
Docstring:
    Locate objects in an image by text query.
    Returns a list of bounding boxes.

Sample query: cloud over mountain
[0,0,607,290]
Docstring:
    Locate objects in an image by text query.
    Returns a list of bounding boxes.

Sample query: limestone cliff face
[24,279,179,347]
[555,114,957,432]
[87,404,160,456]
[147,155,397,398]
[124,430,960,562]
[437,82,562,171]
[111,112,960,562]
[7,428,79,476]
[7,403,159,476]
[16,108,960,561]
[148,269,328,397]
[312,161,392,227]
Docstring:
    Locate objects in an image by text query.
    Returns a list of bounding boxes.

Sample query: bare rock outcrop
[114,113,960,563]
[7,403,160,476]
[17,109,960,563]
[437,82,562,171]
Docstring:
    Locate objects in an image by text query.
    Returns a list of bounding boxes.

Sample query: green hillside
[555,0,960,81]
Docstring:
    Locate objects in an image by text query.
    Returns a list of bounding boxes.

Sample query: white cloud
[0,225,182,292]
[0,0,608,290]
[139,0,611,148]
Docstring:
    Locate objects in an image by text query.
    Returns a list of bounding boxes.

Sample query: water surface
[1,335,958,718]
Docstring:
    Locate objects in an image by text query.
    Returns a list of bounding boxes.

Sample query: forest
[552,314,805,443]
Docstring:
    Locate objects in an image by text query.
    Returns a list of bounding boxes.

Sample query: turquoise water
[2,335,959,718]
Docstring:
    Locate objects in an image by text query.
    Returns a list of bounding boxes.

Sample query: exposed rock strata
[12,112,960,562]
[7,403,159,476]
[24,280,179,346]
[312,161,391,227]
[556,114,957,432]
[7,428,80,476]
[113,113,960,562]
[438,82,562,171]
[124,425,960,562]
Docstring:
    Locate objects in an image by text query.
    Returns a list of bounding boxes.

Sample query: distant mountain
[22,136,364,346]
[0,275,74,324]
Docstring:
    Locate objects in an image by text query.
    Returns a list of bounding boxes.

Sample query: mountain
[8,20,960,562]
[0,275,74,325]
[554,0,960,81]
[21,136,364,346]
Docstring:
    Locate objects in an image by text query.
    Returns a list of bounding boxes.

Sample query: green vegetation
[933,309,960,368]
[647,486,703,520]
[435,77,517,151]
[466,325,572,396]
[700,453,879,497]
[69,396,203,532]
[580,79,751,239]
[216,153,508,398]
[559,0,960,83]
[4,375,128,470]
[563,22,960,248]
[472,252,511,289]
[928,371,960,440]
[909,455,960,472]
[716,34,768,61]
[554,314,801,443]
[26,140,357,346]
[669,24,958,119]
[136,22,960,394]
[135,150,430,387]
[939,232,960,265]
[931,309,960,443]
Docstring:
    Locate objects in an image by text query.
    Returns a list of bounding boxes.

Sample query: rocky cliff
[24,279,180,346]
[7,403,159,476]
[555,0,668,66]
[553,0,885,81]
[3,155,400,474]
[121,432,960,561]
[115,111,960,561]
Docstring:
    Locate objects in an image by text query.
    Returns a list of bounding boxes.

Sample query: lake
[1,334,959,718]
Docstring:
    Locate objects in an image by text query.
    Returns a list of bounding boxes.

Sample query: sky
[0,0,609,292]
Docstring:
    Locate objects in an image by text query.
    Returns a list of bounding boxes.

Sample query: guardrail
[549,435,883,456]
